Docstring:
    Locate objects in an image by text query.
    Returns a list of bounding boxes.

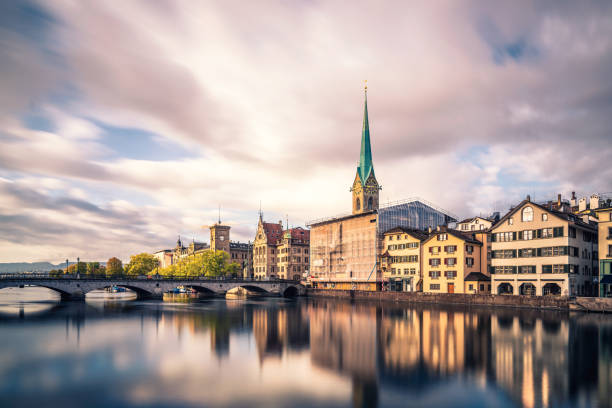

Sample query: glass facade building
[378,199,457,235]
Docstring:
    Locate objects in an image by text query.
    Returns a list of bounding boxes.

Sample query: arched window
[522,206,533,222]
[368,197,373,209]
[356,198,361,210]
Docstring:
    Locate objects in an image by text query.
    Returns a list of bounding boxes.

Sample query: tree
[125,253,159,276]
[49,269,62,277]
[224,262,241,278]
[106,257,123,277]
[86,262,101,276]
[202,250,229,277]
[66,262,87,275]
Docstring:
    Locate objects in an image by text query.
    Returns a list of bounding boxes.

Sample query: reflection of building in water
[253,307,309,363]
[598,319,612,405]
[421,309,465,374]
[379,309,421,373]
[308,302,379,407]
[491,312,569,408]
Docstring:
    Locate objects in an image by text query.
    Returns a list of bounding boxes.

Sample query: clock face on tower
[219,236,225,241]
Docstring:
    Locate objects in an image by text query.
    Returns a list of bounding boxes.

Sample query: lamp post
[77,257,80,279]
[65,259,68,276]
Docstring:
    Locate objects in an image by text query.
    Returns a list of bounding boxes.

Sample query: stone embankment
[306,289,612,313]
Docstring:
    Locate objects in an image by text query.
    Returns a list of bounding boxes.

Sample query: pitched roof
[288,227,310,241]
[464,272,490,282]
[262,222,283,245]
[423,227,482,245]
[491,199,597,231]
[382,226,428,241]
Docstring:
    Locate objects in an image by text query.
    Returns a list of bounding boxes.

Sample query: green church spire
[358,82,374,186]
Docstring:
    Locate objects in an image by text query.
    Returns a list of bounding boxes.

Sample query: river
[0,287,610,408]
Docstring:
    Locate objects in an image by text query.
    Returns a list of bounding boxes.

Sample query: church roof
[357,88,374,186]
[262,222,283,245]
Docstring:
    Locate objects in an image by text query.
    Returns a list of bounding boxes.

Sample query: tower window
[356,198,361,211]
[368,197,373,209]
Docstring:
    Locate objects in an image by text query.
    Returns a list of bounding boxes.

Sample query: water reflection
[0,293,610,408]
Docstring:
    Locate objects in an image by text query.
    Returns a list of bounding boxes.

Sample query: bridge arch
[0,283,72,299]
[238,285,270,294]
[85,284,153,298]
[282,286,299,297]
[188,285,218,294]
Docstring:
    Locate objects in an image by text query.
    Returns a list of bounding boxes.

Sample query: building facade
[380,227,427,292]
[253,216,310,280]
[490,198,598,297]
[456,216,494,232]
[422,227,484,294]
[596,207,612,297]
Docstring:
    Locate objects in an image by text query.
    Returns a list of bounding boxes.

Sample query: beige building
[422,227,485,294]
[595,207,612,297]
[456,216,494,232]
[490,197,598,297]
[253,216,310,280]
[380,227,427,292]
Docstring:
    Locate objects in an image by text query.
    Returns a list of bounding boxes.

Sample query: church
[308,85,456,290]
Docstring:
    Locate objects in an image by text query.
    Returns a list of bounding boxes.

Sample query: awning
[601,275,612,284]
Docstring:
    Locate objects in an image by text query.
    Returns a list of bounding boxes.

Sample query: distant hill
[0,262,106,273]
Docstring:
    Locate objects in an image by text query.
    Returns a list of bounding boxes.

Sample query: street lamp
[77,257,80,279]
[65,259,69,276]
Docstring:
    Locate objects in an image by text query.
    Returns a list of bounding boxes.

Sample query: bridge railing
[0,273,300,284]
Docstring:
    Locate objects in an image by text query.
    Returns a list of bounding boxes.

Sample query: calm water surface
[0,287,611,408]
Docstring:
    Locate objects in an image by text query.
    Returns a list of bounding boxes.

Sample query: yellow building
[595,207,612,297]
[380,227,427,292]
[422,227,484,294]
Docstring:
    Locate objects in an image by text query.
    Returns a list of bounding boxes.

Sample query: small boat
[105,286,127,293]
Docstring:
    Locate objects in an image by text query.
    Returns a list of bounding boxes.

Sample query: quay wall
[306,289,573,311]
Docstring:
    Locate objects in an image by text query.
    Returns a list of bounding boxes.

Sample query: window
[409,268,416,274]
[493,266,516,274]
[429,271,440,278]
[468,284,474,291]
[445,245,457,253]
[445,271,456,278]
[438,234,448,241]
[522,206,534,222]
[518,265,536,274]
[445,258,456,266]
[430,258,441,266]
[408,255,418,262]
[542,213,548,221]
[608,227,612,239]
[356,198,360,211]
[541,228,553,238]
[391,268,396,275]
[404,268,409,275]
[407,242,419,248]
[509,218,513,225]
[480,284,485,291]
[389,235,393,241]
[568,227,576,238]
[553,227,564,237]
[368,197,373,210]
[466,245,474,254]
[430,284,440,290]
[466,257,474,267]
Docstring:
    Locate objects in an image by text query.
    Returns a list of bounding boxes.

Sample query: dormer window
[542,213,548,221]
[522,206,534,222]
[509,218,513,225]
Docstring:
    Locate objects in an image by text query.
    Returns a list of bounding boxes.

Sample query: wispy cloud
[0,0,611,262]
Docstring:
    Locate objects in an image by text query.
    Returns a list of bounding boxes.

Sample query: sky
[1,0,611,263]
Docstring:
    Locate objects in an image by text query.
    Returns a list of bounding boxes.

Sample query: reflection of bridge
[0,276,305,300]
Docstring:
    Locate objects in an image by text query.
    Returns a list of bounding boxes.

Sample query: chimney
[590,194,601,210]
[557,194,561,205]
[570,192,577,207]
[578,197,587,212]
[436,225,441,232]
[428,227,432,233]
[526,194,531,202]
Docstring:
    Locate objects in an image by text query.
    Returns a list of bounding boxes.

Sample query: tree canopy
[106,257,123,277]
[154,250,240,278]
[125,253,159,276]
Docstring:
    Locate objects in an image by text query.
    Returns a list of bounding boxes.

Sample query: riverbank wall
[305,289,612,312]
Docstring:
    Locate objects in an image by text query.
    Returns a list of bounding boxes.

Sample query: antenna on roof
[259,200,263,221]
[218,205,221,224]
[286,214,289,230]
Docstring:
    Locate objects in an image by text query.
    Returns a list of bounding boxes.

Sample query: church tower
[351,82,381,214]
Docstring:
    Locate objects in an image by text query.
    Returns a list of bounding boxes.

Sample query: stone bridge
[0,276,305,300]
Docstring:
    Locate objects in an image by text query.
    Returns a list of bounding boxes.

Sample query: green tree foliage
[66,262,87,275]
[125,253,159,276]
[155,250,232,278]
[106,257,123,277]
[48,269,63,277]
[224,262,241,278]
[86,262,103,276]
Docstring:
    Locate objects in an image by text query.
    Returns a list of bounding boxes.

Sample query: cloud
[0,0,611,261]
